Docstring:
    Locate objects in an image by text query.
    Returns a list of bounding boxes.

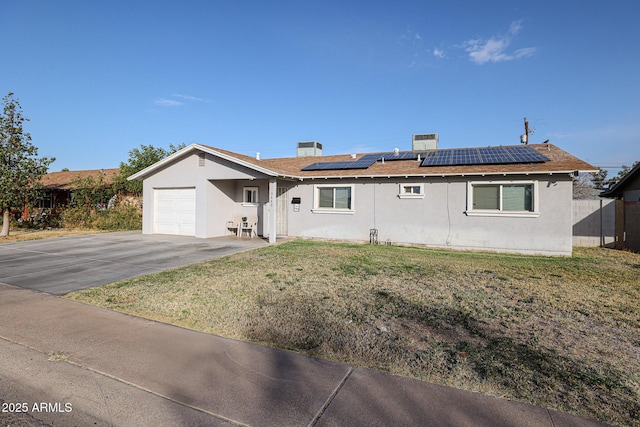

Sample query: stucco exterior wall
[139,150,575,255]
[140,152,272,237]
[283,175,574,255]
[204,180,235,237]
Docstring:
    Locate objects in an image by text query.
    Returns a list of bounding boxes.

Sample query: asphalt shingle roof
[205,144,597,179]
[40,169,120,190]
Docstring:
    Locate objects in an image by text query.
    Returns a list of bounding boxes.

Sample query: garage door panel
[154,188,196,236]
[156,199,177,209]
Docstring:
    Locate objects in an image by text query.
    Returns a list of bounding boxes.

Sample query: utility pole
[521,117,535,144]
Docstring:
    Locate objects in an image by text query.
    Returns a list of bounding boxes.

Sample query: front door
[276,187,288,236]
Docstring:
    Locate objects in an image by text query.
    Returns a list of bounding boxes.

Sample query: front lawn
[65,241,640,427]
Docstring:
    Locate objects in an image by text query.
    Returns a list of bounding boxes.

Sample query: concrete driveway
[0,231,268,295]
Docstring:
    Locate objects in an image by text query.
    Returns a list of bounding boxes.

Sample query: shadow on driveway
[0,231,268,295]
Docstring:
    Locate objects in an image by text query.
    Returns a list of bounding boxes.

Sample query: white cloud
[433,48,446,59]
[400,28,423,45]
[172,93,208,102]
[463,20,536,65]
[508,20,523,35]
[153,93,209,107]
[154,98,184,107]
[514,47,537,59]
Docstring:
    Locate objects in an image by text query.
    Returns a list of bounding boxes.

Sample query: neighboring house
[600,162,640,252]
[129,141,596,256]
[24,169,120,218]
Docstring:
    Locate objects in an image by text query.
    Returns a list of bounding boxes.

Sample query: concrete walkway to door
[0,231,268,295]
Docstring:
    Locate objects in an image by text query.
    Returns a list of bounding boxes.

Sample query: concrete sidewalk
[0,284,610,427]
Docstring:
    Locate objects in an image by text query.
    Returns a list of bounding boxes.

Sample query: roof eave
[203,146,279,177]
[600,162,640,198]
[127,143,279,181]
[293,169,596,180]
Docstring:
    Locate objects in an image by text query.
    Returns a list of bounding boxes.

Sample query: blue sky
[2,1,639,173]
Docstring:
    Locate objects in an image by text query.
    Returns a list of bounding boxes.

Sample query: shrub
[93,203,142,230]
[58,196,142,230]
[59,205,96,228]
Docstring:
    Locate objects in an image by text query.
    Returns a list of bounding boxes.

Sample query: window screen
[502,185,533,211]
[473,185,499,210]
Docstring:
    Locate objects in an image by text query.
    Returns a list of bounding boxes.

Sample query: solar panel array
[301,154,378,171]
[301,151,419,171]
[301,145,549,171]
[421,146,549,167]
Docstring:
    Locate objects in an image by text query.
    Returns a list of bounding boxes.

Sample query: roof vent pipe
[256,152,260,160]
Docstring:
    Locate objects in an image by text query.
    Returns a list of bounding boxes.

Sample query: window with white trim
[398,183,424,199]
[313,184,354,213]
[243,187,259,205]
[467,181,538,216]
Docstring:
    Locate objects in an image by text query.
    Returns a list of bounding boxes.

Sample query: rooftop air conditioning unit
[412,133,438,151]
[297,141,323,157]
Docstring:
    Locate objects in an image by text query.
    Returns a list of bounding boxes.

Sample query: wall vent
[297,141,323,157]
[412,133,438,151]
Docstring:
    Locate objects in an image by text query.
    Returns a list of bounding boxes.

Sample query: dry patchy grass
[66,241,640,426]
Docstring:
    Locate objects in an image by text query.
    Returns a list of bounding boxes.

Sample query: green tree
[590,169,608,189]
[115,143,186,195]
[594,162,640,190]
[0,92,54,236]
[58,173,118,229]
[613,161,639,183]
[70,174,116,214]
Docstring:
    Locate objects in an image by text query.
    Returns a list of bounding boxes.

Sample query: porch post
[268,177,277,243]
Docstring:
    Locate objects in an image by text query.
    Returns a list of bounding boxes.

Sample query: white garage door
[154,188,196,236]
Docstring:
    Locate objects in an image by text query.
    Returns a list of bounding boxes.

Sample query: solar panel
[345,159,377,169]
[451,149,482,165]
[421,145,549,167]
[477,147,513,164]
[504,146,549,163]
[301,162,346,171]
[302,152,424,171]
[382,151,421,161]
[356,154,382,164]
[421,150,453,166]
[301,155,378,171]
